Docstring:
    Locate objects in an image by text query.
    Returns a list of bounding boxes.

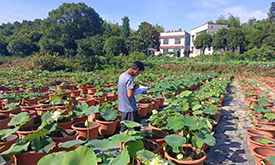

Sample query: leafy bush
[241,46,275,61]
[27,52,74,71]
[128,51,147,63]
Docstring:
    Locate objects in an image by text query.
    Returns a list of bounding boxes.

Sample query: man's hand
[134,83,140,90]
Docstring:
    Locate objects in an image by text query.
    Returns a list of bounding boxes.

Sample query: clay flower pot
[137,104,148,118]
[23,98,40,105]
[138,103,153,114]
[152,99,160,110]
[70,90,81,98]
[107,93,116,102]
[49,129,77,152]
[164,144,207,165]
[57,118,74,129]
[0,134,18,153]
[94,117,118,137]
[87,87,97,95]
[79,85,88,94]
[20,104,44,111]
[0,108,21,116]
[79,98,95,106]
[0,115,11,130]
[56,85,68,90]
[9,110,36,127]
[143,129,167,155]
[254,124,275,137]
[249,136,275,151]
[252,147,275,165]
[72,116,88,124]
[148,121,164,131]
[35,106,55,116]
[158,98,165,107]
[71,122,100,140]
[93,96,106,105]
[17,125,39,139]
[246,129,274,146]
[14,151,46,165]
[1,155,14,165]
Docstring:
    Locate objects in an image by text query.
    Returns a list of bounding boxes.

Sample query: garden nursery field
[0,60,275,165]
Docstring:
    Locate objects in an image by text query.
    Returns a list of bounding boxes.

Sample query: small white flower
[52,111,62,121]
[152,110,158,114]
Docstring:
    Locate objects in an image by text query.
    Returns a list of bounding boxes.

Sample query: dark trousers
[120,111,141,132]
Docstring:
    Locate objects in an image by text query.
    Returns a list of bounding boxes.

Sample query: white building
[190,23,228,57]
[159,30,190,57]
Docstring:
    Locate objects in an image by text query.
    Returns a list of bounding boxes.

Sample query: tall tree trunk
[201,42,205,62]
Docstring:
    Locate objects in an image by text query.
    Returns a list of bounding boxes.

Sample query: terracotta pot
[17,125,39,139]
[9,110,36,127]
[79,86,88,94]
[144,129,167,155]
[79,98,95,106]
[20,104,44,111]
[95,117,118,136]
[138,104,148,118]
[49,129,77,152]
[138,103,153,114]
[249,136,275,151]
[14,151,46,165]
[40,87,49,93]
[1,155,14,165]
[143,139,160,154]
[164,144,207,165]
[94,96,106,105]
[57,118,74,129]
[71,122,100,140]
[148,121,163,131]
[158,98,165,107]
[23,98,40,106]
[255,116,275,126]
[55,105,74,115]
[0,134,18,153]
[254,124,275,137]
[0,115,10,130]
[152,99,160,110]
[246,129,274,146]
[214,112,221,124]
[87,87,97,95]
[116,115,121,128]
[56,85,68,90]
[252,147,275,165]
[107,93,116,102]
[0,108,21,116]
[35,106,55,116]
[67,84,77,90]
[72,116,88,124]
[70,90,81,98]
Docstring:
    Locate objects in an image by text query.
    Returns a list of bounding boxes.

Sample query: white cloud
[195,0,229,8]
[221,6,267,23]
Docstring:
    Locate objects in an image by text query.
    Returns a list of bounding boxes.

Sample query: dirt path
[205,79,255,165]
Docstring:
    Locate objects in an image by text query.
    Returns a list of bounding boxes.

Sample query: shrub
[128,51,147,63]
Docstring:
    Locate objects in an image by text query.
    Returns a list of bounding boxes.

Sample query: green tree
[193,33,212,62]
[216,15,228,24]
[125,35,147,53]
[154,24,165,33]
[103,36,125,56]
[121,16,130,40]
[7,39,31,56]
[137,22,160,49]
[267,2,275,33]
[228,14,241,28]
[40,2,104,56]
[227,28,245,52]
[212,28,228,52]
[0,39,9,55]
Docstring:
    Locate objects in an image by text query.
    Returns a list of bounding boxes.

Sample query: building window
[175,38,181,44]
[163,38,168,45]
[163,49,168,54]
[191,47,194,52]
[208,47,211,51]
[211,26,213,28]
[192,35,195,41]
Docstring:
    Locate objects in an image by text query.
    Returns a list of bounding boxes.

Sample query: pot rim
[71,122,100,130]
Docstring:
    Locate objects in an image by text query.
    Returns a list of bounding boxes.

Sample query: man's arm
[127,83,139,98]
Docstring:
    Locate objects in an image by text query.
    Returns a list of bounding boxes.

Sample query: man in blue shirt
[118,61,144,133]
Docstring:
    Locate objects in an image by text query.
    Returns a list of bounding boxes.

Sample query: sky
[0,0,272,33]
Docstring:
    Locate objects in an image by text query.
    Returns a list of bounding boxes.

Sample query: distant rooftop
[191,22,228,30]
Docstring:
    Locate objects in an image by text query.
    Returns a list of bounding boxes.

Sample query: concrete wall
[190,23,228,57]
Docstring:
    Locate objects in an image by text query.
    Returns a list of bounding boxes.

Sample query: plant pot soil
[164,144,207,165]
[144,129,167,155]
[49,129,77,152]
[17,125,39,139]
[71,122,100,140]
[252,147,275,165]
[0,134,18,153]
[0,115,10,130]
[254,124,275,137]
[57,118,74,129]
[14,151,46,165]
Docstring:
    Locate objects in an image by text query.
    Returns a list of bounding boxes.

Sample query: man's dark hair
[131,61,145,71]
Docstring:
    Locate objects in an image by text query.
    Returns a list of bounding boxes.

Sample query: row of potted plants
[237,76,275,165]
